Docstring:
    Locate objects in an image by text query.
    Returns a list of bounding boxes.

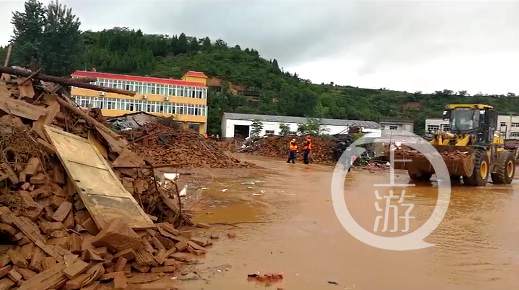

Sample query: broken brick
[16,267,36,280]
[112,271,127,289]
[91,219,142,252]
[6,248,27,268]
[114,257,127,272]
[51,201,72,222]
[7,268,22,285]
[63,259,89,279]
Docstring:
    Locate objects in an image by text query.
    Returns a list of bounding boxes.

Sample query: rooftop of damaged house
[0,66,239,289]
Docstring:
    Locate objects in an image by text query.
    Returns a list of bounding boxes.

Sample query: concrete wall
[222,119,300,138]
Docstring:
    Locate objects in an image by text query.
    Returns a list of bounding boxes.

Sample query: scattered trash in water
[222,188,228,192]
[242,180,256,185]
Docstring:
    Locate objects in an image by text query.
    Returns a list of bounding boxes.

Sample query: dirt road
[182,154,519,290]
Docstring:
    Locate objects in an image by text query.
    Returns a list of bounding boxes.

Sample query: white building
[425,115,519,139]
[380,121,414,134]
[424,118,451,133]
[221,112,381,138]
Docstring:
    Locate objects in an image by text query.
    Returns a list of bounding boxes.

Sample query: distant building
[424,118,450,134]
[221,112,380,138]
[70,70,208,134]
[425,115,519,139]
[379,120,414,133]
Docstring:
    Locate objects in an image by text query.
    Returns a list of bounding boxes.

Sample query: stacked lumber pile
[123,123,249,168]
[0,67,211,289]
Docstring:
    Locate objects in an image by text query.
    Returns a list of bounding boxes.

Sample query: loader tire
[465,150,489,186]
[408,170,432,182]
[491,152,515,184]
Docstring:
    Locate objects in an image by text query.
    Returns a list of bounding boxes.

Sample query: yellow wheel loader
[394,104,516,186]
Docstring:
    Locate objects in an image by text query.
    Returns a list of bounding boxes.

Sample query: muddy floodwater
[182,154,519,290]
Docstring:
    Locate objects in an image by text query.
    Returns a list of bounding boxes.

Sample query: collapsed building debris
[0,67,213,289]
[120,123,249,168]
[240,134,355,164]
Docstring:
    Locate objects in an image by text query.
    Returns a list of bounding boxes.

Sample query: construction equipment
[394,104,516,186]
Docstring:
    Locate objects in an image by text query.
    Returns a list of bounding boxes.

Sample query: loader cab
[443,104,497,145]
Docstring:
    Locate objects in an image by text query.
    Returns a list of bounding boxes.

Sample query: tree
[10,0,81,75]
[279,123,290,136]
[201,37,211,50]
[458,90,468,96]
[434,89,453,97]
[173,33,188,54]
[10,0,45,68]
[250,119,263,139]
[40,0,82,75]
[215,39,227,48]
[297,118,322,136]
[272,59,280,73]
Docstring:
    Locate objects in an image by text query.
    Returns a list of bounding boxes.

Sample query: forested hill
[4,27,519,134]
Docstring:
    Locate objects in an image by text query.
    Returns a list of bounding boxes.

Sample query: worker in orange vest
[287,139,298,164]
[303,135,312,164]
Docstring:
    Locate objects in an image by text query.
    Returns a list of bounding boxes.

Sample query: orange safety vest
[289,142,298,152]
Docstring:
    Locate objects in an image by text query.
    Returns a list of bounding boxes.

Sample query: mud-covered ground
[176,154,519,290]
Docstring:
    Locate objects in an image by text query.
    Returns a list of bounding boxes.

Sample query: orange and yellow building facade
[70,70,208,134]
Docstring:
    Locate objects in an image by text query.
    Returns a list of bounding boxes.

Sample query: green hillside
[4,27,519,135]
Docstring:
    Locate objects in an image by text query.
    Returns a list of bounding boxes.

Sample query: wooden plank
[44,126,152,230]
[8,213,61,259]
[18,262,67,290]
[0,95,46,120]
[18,78,35,98]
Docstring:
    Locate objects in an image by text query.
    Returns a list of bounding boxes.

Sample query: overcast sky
[1,0,518,94]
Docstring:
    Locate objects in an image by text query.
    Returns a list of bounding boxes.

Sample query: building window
[427,125,440,133]
[512,123,519,127]
[510,132,519,137]
[265,130,275,135]
[389,125,398,130]
[72,95,207,117]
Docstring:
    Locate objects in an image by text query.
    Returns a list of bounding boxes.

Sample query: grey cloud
[1,0,519,93]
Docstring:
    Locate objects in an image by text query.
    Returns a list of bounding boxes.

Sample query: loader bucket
[391,145,474,177]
